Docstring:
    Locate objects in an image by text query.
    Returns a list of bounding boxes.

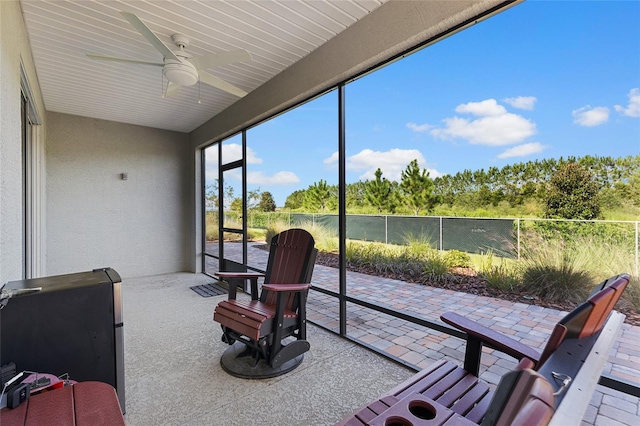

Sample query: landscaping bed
[313,250,640,326]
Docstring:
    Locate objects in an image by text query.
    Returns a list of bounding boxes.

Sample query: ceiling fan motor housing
[86,14,248,96]
[163,59,198,86]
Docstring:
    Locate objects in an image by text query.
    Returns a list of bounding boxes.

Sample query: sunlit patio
[124,248,640,425]
[4,1,639,425]
[123,272,413,425]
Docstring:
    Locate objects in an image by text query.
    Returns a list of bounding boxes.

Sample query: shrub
[265,220,338,253]
[247,228,266,241]
[345,241,392,273]
[526,220,635,251]
[623,276,640,311]
[297,220,338,253]
[544,162,601,219]
[477,251,521,291]
[205,211,219,241]
[521,265,593,304]
[343,240,452,282]
[402,231,437,251]
[421,250,450,281]
[443,250,471,268]
[518,236,594,304]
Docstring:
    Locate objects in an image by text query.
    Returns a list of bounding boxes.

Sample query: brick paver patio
[210,242,640,425]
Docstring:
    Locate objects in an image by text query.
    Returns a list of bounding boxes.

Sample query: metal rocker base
[220,341,306,379]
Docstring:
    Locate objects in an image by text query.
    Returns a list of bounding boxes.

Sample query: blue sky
[207,1,640,207]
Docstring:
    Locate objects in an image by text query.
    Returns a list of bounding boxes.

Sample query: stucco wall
[0,0,47,283]
[46,112,192,278]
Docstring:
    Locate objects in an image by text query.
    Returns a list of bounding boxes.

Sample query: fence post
[439,216,443,251]
[385,215,388,245]
[517,218,521,261]
[636,220,640,277]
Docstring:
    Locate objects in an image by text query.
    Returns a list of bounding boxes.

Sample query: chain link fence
[225,211,639,276]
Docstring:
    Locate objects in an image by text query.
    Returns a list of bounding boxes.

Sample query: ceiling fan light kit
[163,60,198,86]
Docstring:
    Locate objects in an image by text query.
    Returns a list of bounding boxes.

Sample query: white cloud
[325,148,441,181]
[247,171,300,185]
[204,149,218,177]
[225,144,262,164]
[614,88,640,117]
[430,99,536,146]
[323,151,339,165]
[497,142,548,159]
[455,99,507,116]
[406,122,432,132]
[572,105,610,127]
[204,144,262,171]
[503,96,537,110]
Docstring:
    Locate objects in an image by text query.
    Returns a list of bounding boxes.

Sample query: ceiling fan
[87,11,251,98]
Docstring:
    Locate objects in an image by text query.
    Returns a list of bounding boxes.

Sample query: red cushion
[0,382,124,426]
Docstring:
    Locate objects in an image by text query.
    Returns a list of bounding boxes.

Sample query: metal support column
[338,84,347,336]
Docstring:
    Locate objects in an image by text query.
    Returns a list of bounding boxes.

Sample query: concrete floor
[122,273,413,426]
[123,267,640,426]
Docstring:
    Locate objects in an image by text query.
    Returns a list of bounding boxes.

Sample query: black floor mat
[190,283,227,297]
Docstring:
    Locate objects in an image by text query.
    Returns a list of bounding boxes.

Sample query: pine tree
[258,191,277,212]
[303,179,334,212]
[365,168,395,213]
[399,159,435,215]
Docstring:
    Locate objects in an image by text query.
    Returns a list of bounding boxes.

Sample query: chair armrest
[262,283,311,292]
[441,312,541,363]
[214,272,265,300]
[214,272,265,279]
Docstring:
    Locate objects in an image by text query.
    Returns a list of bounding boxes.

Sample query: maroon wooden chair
[336,273,629,426]
[441,273,630,375]
[336,359,555,426]
[213,228,317,378]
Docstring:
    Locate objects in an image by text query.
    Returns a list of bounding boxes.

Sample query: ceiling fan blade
[120,11,179,61]
[198,71,248,97]
[86,54,163,67]
[164,81,181,98]
[188,50,251,71]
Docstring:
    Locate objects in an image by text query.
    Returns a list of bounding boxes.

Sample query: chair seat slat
[394,360,457,399]
[437,374,481,408]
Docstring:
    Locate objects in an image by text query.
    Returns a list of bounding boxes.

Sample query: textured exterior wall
[46,112,192,278]
[0,0,47,283]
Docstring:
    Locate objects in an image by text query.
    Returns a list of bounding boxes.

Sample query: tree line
[283,154,640,220]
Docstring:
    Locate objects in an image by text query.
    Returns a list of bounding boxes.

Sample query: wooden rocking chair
[336,273,630,425]
[440,273,630,376]
[213,228,317,378]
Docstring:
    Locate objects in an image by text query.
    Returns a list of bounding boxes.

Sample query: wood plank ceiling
[20,0,387,132]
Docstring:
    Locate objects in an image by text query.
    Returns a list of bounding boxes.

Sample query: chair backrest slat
[589,279,627,336]
[262,228,316,309]
[536,274,629,369]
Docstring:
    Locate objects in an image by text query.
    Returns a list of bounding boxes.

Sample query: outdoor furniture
[213,228,317,378]
[336,273,629,425]
[441,273,629,376]
[0,381,125,426]
[336,359,556,426]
